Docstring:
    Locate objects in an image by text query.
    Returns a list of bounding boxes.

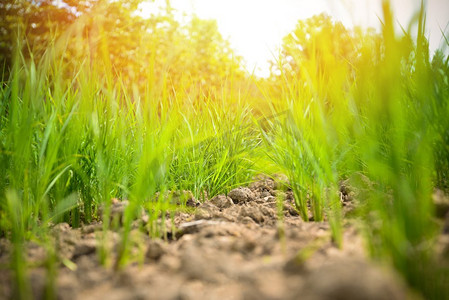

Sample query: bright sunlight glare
[140,0,449,77]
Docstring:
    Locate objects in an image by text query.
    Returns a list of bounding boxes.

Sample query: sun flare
[141,0,449,77]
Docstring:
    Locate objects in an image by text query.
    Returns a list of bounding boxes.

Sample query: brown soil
[0,175,420,300]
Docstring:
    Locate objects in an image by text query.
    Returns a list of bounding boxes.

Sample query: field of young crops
[0,1,448,299]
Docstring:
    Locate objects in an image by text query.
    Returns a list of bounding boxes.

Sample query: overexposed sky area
[140,0,449,77]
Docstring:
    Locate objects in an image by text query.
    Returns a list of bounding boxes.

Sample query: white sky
[140,0,449,77]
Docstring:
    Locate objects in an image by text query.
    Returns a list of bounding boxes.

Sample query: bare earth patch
[0,176,422,300]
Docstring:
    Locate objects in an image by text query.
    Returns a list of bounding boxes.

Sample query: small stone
[210,195,234,209]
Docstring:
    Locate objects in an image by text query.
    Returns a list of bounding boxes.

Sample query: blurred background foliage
[0,0,244,99]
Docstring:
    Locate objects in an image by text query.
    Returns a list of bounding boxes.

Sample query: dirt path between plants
[0,175,425,300]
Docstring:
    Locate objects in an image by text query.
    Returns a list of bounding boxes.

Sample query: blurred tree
[0,0,244,100]
[0,0,77,72]
[268,13,389,114]
[271,14,360,87]
[166,16,243,96]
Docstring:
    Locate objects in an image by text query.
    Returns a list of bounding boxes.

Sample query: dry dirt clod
[210,195,234,209]
[195,202,220,220]
[51,222,71,234]
[259,191,271,198]
[284,202,299,216]
[178,220,224,235]
[56,271,79,300]
[228,187,255,204]
[179,244,221,283]
[146,239,168,261]
[239,205,265,224]
[81,223,103,234]
[433,189,449,218]
[443,212,449,235]
[29,269,46,299]
[26,242,47,263]
[232,237,257,255]
[297,259,407,300]
[72,239,97,260]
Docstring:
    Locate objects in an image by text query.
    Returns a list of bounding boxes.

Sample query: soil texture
[0,175,426,300]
